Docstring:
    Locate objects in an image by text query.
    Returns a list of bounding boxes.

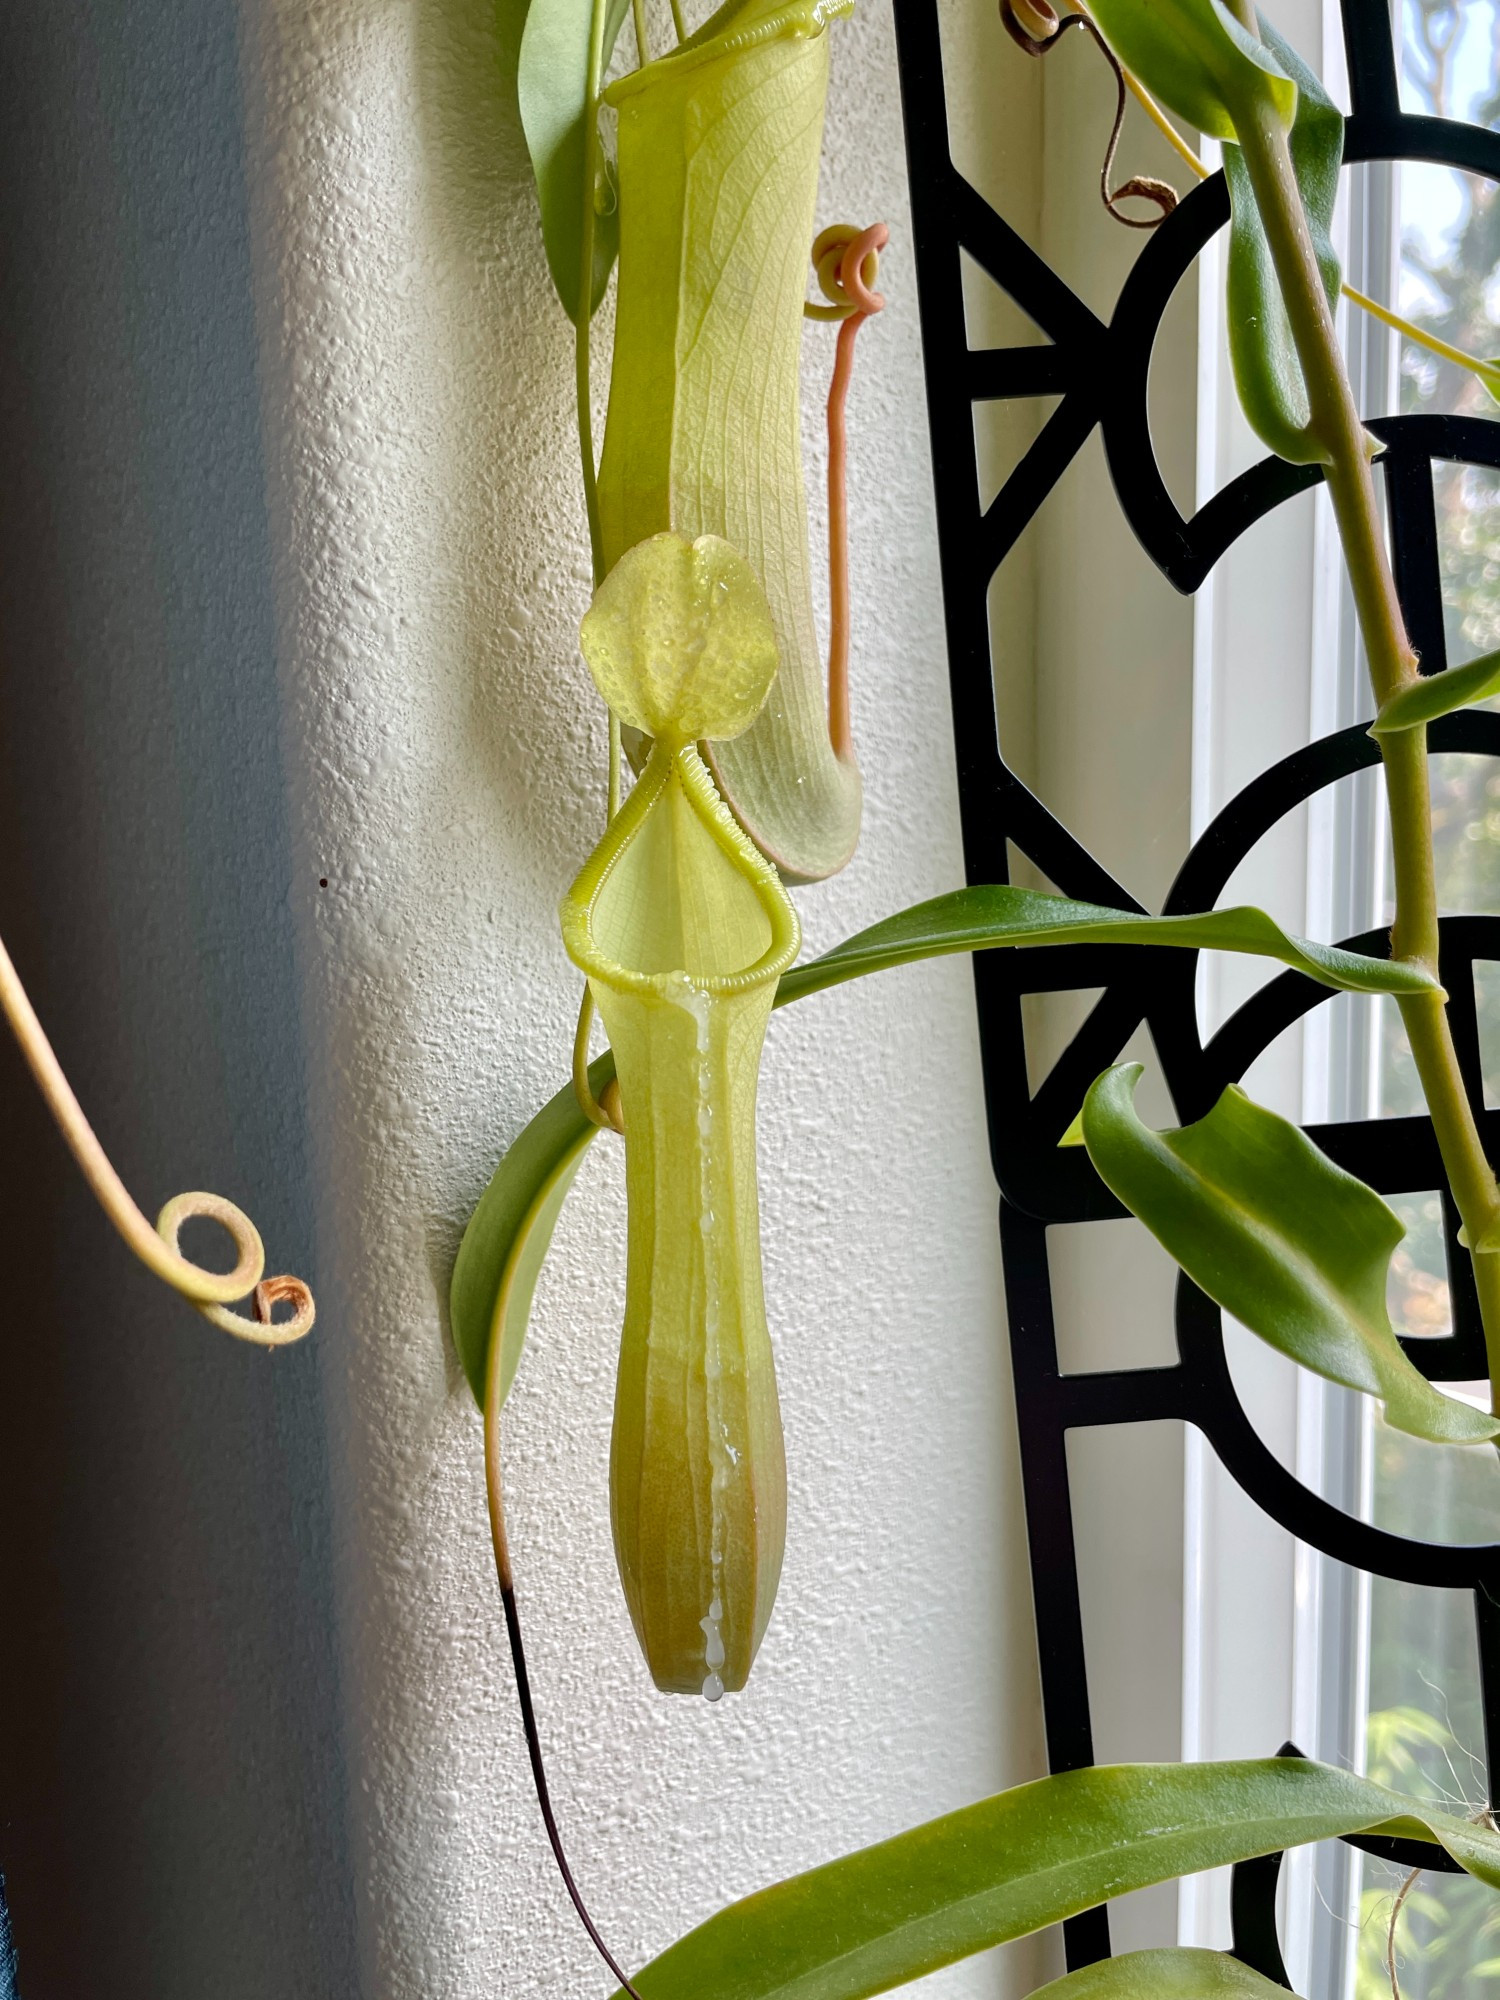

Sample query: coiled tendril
[0,931,314,1345]
[999,0,1178,228]
[805,220,889,762]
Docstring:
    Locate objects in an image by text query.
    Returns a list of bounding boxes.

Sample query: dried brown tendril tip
[256,1274,317,1332]
[199,1272,316,1348]
[1001,0,1063,54]
[1107,173,1178,228]
[998,0,1178,229]
[156,1190,316,1347]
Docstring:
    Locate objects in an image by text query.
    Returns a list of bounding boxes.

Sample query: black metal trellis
[890,0,1500,1980]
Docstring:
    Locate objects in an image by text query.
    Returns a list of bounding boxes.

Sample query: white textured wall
[233,1,1046,1996]
[0,4,354,1994]
[0,0,1153,1989]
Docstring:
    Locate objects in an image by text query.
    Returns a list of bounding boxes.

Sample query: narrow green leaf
[1372,646,1500,734]
[1222,18,1343,464]
[775,885,1441,1005]
[1081,1065,1500,1445]
[607,1758,1500,2000]
[451,888,1439,1409]
[1030,1949,1304,1999]
[517,0,631,322]
[449,1052,610,1405]
[1086,0,1295,140]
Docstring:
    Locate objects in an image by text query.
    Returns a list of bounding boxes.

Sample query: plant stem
[483,1362,645,2000]
[1231,80,1500,1400]
[575,0,608,589]
[570,0,626,1134]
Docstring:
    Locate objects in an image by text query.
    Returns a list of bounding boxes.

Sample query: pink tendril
[807,220,888,763]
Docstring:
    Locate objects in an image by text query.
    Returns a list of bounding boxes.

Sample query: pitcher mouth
[561,741,801,1001]
[604,0,854,104]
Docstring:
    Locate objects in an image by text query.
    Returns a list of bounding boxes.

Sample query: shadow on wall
[0,3,355,1996]
[413,0,620,888]
[0,1876,15,1999]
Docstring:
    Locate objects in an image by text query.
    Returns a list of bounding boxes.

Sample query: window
[1185,5,1500,1994]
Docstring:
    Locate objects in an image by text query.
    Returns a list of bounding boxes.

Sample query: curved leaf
[449,1052,610,1405]
[1222,17,1343,464]
[1373,645,1500,734]
[452,889,1440,1407]
[1031,1949,1303,1999]
[1080,1065,1500,1445]
[777,886,1440,1004]
[607,1758,1500,2000]
[517,0,631,322]
[1086,0,1295,140]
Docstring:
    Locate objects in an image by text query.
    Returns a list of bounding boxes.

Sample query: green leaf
[775,885,1442,1005]
[1080,1065,1500,1445]
[1222,18,1343,464]
[516,0,631,322]
[1372,645,1500,734]
[1030,1949,1303,1999]
[607,1758,1500,2000]
[451,888,1440,1409]
[1086,0,1295,140]
[449,1052,606,1407]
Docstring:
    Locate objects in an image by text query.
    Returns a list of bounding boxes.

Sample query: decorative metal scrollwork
[891,0,1500,1975]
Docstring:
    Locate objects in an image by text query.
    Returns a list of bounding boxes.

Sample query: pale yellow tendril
[0,931,314,1346]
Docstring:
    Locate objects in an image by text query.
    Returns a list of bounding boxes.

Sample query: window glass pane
[1354,8,1500,1992]
[1358,1579,1492,2000]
